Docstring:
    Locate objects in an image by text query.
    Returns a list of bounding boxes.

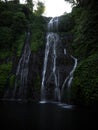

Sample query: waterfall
[48,17,59,32]
[41,17,77,103]
[61,56,77,103]
[67,56,77,88]
[41,32,60,101]
[41,34,50,101]
[13,32,31,100]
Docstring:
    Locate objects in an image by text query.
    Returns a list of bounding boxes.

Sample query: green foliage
[0,1,29,56]
[9,74,15,89]
[0,1,47,98]
[71,54,98,105]
[59,14,74,32]
[26,0,33,12]
[30,16,46,52]
[68,1,98,106]
[0,27,13,49]
[0,1,30,34]
[0,11,13,26]
[3,1,23,12]
[0,62,12,88]
[0,2,14,96]
[0,51,10,59]
[0,2,6,12]
[12,12,28,33]
[71,4,98,59]
[0,1,30,96]
[31,29,45,52]
[15,33,25,56]
[34,1,45,16]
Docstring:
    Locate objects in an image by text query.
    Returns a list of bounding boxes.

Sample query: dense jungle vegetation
[0,0,98,106]
[0,0,47,98]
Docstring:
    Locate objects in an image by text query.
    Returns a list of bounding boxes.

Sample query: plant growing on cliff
[71,53,98,106]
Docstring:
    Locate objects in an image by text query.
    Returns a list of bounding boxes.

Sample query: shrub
[71,53,98,106]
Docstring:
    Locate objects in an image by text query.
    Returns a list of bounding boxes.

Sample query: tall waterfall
[13,32,31,100]
[41,32,61,101]
[41,17,77,103]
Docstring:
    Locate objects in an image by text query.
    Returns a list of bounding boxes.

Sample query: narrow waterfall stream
[41,17,77,103]
[13,32,31,100]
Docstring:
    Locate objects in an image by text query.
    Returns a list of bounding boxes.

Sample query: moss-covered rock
[15,33,25,56]
[30,16,47,52]
[9,74,15,89]
[71,53,98,106]
[71,3,98,60]
[0,62,12,97]
[68,1,98,106]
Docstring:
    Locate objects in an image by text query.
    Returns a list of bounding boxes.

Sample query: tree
[64,0,78,5]
[5,0,20,3]
[34,1,45,16]
[26,0,34,12]
[64,0,91,6]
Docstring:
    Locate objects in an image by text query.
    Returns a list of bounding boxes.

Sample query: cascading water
[61,56,77,103]
[61,56,77,93]
[48,17,59,32]
[41,17,77,103]
[13,32,31,100]
[67,56,77,88]
[41,32,61,101]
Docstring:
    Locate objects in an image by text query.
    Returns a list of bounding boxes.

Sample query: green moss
[9,74,15,89]
[71,5,98,59]
[15,33,25,56]
[0,51,10,60]
[0,62,12,96]
[31,29,45,52]
[69,2,98,106]
[0,27,13,49]
[71,53,98,105]
[30,16,46,52]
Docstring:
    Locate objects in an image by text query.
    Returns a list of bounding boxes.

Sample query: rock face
[28,47,45,101]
